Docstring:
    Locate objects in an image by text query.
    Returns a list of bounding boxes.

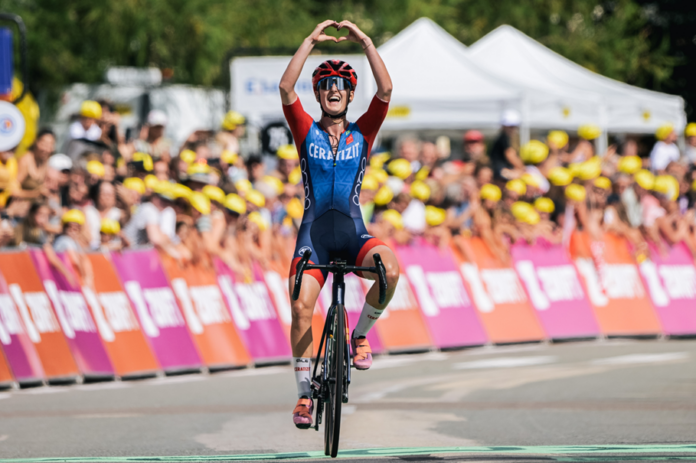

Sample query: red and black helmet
[311,60,358,91]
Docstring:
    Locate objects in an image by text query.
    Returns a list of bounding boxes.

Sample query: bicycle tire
[325,303,345,458]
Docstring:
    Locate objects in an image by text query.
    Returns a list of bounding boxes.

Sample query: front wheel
[324,303,345,458]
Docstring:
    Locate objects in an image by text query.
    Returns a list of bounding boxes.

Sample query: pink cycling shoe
[292,397,313,429]
[351,334,373,370]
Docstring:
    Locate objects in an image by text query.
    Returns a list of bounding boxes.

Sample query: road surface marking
[452,355,557,369]
[591,352,689,365]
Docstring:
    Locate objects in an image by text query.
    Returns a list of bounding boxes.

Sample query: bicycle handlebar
[291,249,388,304]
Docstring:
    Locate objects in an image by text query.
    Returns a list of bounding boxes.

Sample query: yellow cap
[289,166,302,185]
[189,192,211,215]
[685,122,696,138]
[221,150,238,164]
[153,180,174,199]
[653,175,679,201]
[410,180,431,202]
[100,218,120,235]
[132,152,153,171]
[655,123,674,141]
[171,183,192,199]
[692,179,696,191]
[246,189,266,208]
[521,172,540,188]
[370,152,391,169]
[618,155,642,174]
[511,201,539,224]
[144,174,159,190]
[577,156,602,181]
[506,179,527,196]
[480,183,502,202]
[547,130,569,149]
[62,209,86,225]
[520,140,549,164]
[594,176,612,190]
[202,185,225,204]
[425,205,446,227]
[187,162,211,175]
[565,184,587,202]
[123,177,145,195]
[221,111,246,131]
[235,178,253,195]
[247,211,269,231]
[277,144,299,160]
[261,175,285,196]
[381,209,403,230]
[86,160,105,178]
[374,185,394,206]
[534,197,555,213]
[578,124,601,140]
[361,175,379,191]
[79,100,102,119]
[387,159,412,180]
[415,166,430,181]
[224,193,247,215]
[634,169,655,190]
[286,197,304,219]
[179,149,197,164]
[370,168,389,184]
[548,167,573,186]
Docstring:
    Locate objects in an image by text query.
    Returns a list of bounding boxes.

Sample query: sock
[353,302,383,338]
[293,357,312,399]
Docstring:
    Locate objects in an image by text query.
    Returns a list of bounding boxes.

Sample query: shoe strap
[353,337,372,356]
[293,398,312,416]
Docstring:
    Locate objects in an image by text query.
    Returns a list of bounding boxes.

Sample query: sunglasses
[317,76,352,91]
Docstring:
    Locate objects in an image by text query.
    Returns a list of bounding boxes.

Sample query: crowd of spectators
[1,99,696,283]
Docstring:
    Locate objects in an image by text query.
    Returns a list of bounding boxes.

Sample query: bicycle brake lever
[373,253,388,305]
[292,250,312,301]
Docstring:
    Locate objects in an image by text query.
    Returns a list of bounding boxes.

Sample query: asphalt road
[0,338,694,462]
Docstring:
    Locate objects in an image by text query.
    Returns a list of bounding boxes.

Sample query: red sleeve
[356,95,389,153]
[282,97,314,148]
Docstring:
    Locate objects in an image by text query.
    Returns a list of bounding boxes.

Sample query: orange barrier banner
[569,232,662,335]
[454,236,546,343]
[162,255,251,368]
[86,253,160,376]
[0,349,13,385]
[0,251,79,379]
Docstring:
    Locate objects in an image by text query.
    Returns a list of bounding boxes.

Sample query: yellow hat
[578,124,601,140]
[247,211,269,231]
[374,185,394,206]
[547,130,569,149]
[415,166,430,181]
[534,197,555,213]
[86,160,105,178]
[62,209,86,225]
[221,111,246,131]
[361,175,379,191]
[506,179,527,196]
[246,189,266,208]
[594,176,612,190]
[577,156,602,181]
[277,144,299,160]
[521,172,540,188]
[221,150,238,165]
[480,183,502,202]
[179,149,197,164]
[289,166,302,185]
[261,175,285,196]
[224,193,247,215]
[548,167,573,186]
[618,155,642,174]
[123,177,145,195]
[235,178,253,195]
[144,174,159,190]
[425,205,446,227]
[189,192,211,215]
[153,180,174,199]
[520,140,549,164]
[79,100,102,119]
[132,152,153,171]
[100,218,120,235]
[511,201,539,225]
[692,179,696,192]
[202,185,225,204]
[653,175,679,201]
[685,122,696,138]
[655,123,674,141]
[370,152,391,169]
[565,184,587,202]
[187,162,211,175]
[381,209,403,230]
[370,168,389,184]
[387,159,412,180]
[171,183,192,200]
[410,180,431,201]
[634,169,655,190]
[286,197,304,219]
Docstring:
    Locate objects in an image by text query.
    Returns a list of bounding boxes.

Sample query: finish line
[1,445,696,462]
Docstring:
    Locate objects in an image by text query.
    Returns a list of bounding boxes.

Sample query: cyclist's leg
[357,243,400,309]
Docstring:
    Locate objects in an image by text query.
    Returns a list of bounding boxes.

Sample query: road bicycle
[292,249,387,458]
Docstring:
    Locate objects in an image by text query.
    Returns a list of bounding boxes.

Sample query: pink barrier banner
[30,249,114,375]
[214,259,291,362]
[397,241,488,348]
[111,249,201,370]
[511,242,600,339]
[639,242,696,335]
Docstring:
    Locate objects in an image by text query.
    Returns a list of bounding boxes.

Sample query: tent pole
[521,95,530,146]
[597,102,608,155]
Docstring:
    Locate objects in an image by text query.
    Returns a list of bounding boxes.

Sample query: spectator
[463,130,486,163]
[650,124,680,173]
[490,109,524,180]
[134,110,172,161]
[15,128,54,199]
[68,101,102,142]
[217,111,246,155]
[84,181,124,250]
[122,182,179,258]
[684,123,696,164]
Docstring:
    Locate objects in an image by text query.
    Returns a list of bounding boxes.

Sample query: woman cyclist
[280,20,399,429]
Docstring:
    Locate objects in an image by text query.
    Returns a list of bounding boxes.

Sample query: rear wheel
[324,304,344,458]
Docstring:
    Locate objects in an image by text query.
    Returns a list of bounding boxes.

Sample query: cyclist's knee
[291,299,314,324]
[385,264,400,289]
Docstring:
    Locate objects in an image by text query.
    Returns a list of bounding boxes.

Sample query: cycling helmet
[312,60,358,91]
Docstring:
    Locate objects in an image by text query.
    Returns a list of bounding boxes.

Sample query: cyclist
[280,20,400,429]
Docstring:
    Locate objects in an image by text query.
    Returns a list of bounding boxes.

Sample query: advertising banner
[454,237,545,343]
[214,259,291,362]
[569,232,662,335]
[638,242,696,335]
[0,349,12,385]
[0,251,79,379]
[111,249,202,371]
[86,253,160,376]
[163,255,251,368]
[511,241,600,339]
[397,240,488,348]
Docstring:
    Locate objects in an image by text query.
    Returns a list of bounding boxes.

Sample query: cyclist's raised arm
[279,20,339,105]
[337,20,392,102]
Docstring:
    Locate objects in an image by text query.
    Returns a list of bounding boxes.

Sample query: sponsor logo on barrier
[171,279,231,334]
[95,292,140,333]
[124,281,184,337]
[406,265,469,316]
[515,261,585,310]
[639,261,696,307]
[0,294,24,344]
[264,271,292,325]
[8,284,59,341]
[459,264,525,312]
[217,275,277,330]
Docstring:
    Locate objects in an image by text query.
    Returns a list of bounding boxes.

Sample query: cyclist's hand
[336,20,368,43]
[309,20,340,44]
